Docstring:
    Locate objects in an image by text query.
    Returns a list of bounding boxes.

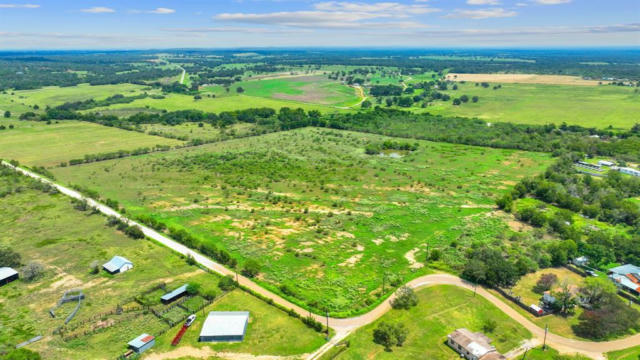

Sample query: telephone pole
[325,311,329,340]
[543,324,548,350]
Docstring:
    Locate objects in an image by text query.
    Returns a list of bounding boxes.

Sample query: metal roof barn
[161,284,189,304]
[199,311,249,342]
[128,333,155,353]
[0,267,18,286]
[102,256,133,274]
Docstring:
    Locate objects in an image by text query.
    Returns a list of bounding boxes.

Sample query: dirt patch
[145,346,302,360]
[336,231,355,239]
[404,248,424,269]
[190,214,232,225]
[338,253,363,267]
[48,274,83,291]
[372,238,384,245]
[445,73,603,86]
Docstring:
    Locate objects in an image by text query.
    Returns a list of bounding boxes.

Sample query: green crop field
[0,168,325,359]
[50,127,552,316]
[422,82,640,129]
[0,119,183,167]
[320,285,531,359]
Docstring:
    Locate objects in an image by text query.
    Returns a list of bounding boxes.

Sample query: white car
[185,314,196,327]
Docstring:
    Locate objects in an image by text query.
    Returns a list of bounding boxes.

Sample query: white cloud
[149,7,175,14]
[446,8,516,19]
[81,7,115,13]
[466,0,500,5]
[534,0,571,4]
[214,1,438,30]
[0,3,39,8]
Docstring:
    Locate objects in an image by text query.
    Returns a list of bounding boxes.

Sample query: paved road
[4,161,639,360]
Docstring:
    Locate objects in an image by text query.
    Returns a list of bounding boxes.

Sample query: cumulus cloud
[0,3,39,8]
[466,0,500,5]
[149,7,175,14]
[214,1,438,29]
[81,7,115,13]
[446,8,516,19]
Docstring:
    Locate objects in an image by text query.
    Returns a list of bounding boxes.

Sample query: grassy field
[50,128,552,316]
[0,119,182,167]
[0,169,325,359]
[148,290,327,358]
[525,347,591,360]
[320,285,531,359]
[205,75,361,107]
[91,92,345,115]
[607,345,640,360]
[1,83,148,114]
[140,122,259,142]
[422,82,640,129]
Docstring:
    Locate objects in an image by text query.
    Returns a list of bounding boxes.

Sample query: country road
[3,161,639,360]
[179,66,186,84]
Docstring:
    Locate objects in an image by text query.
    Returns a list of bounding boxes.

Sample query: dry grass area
[445,73,603,86]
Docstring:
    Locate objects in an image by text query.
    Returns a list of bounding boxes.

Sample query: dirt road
[4,161,639,360]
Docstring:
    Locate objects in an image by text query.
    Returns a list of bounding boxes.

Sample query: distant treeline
[38,106,640,164]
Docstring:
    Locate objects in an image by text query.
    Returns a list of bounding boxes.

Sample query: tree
[579,277,616,309]
[533,273,558,294]
[361,99,372,109]
[21,261,45,282]
[5,348,41,360]
[391,286,418,309]
[0,246,22,268]
[236,86,245,93]
[574,292,640,339]
[3,110,10,118]
[218,275,237,291]
[186,282,201,295]
[482,318,497,333]
[472,96,479,103]
[551,281,577,315]
[372,322,408,351]
[241,259,260,278]
[452,98,461,106]
[460,95,469,103]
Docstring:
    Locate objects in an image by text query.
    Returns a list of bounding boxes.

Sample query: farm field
[423,82,640,129]
[445,73,602,86]
[90,92,345,115]
[319,285,531,359]
[1,83,148,113]
[140,122,259,142]
[0,119,183,167]
[0,168,325,359]
[50,127,553,316]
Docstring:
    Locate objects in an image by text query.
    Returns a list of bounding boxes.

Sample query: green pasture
[320,285,531,359]
[0,169,324,359]
[140,122,258,141]
[8,83,147,108]
[50,128,552,315]
[0,120,182,167]
[525,347,591,360]
[607,345,640,360]
[422,82,640,129]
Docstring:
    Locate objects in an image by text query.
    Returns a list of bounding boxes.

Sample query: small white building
[619,167,640,177]
[199,311,249,342]
[609,264,640,295]
[103,256,133,275]
[447,328,506,360]
[598,160,614,167]
[573,256,589,267]
[0,267,18,286]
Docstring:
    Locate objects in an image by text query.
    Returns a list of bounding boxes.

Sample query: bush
[373,321,408,351]
[390,286,418,310]
[482,318,497,333]
[302,316,323,332]
[0,246,22,268]
[21,261,45,282]
[89,260,101,274]
[5,348,41,360]
[124,225,145,239]
[241,259,260,278]
[218,275,237,291]
[186,283,201,295]
[533,273,558,294]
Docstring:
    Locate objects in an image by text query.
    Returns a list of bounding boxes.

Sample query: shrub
[21,261,45,282]
[241,259,260,278]
[0,246,22,268]
[533,273,558,294]
[218,275,237,291]
[390,286,418,310]
[373,322,408,351]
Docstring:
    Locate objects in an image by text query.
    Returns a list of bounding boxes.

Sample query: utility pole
[474,283,477,297]
[543,324,548,350]
[521,347,529,360]
[325,311,329,341]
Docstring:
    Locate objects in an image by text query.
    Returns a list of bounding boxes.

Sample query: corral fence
[493,287,549,317]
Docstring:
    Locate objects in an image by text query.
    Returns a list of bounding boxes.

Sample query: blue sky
[0,0,638,49]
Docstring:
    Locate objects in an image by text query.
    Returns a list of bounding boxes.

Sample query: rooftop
[103,256,132,273]
[161,284,188,301]
[128,333,154,348]
[0,267,18,280]
[200,311,249,338]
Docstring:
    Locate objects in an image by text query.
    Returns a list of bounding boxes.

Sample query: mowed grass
[320,285,531,359]
[0,170,325,359]
[149,290,327,357]
[92,92,345,115]
[525,347,590,360]
[511,267,585,307]
[51,128,552,315]
[4,83,148,110]
[0,120,182,167]
[423,82,640,129]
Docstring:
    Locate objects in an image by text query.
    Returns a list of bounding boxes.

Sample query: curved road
[4,161,638,360]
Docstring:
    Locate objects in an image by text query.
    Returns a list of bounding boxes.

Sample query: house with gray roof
[609,264,640,296]
[103,256,133,275]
